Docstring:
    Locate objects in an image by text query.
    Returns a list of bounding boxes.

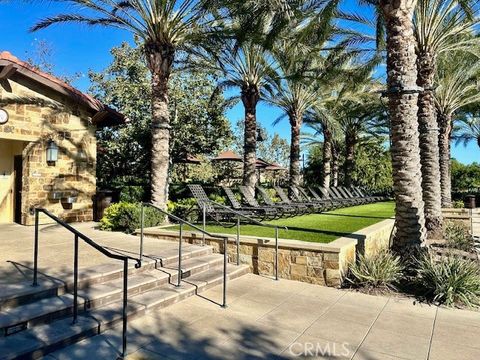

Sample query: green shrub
[119,186,146,203]
[445,221,473,252]
[100,202,164,234]
[208,194,226,204]
[347,250,403,290]
[453,200,464,209]
[168,198,198,222]
[416,254,480,307]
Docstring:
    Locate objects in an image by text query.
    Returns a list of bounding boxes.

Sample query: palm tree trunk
[146,44,174,209]
[289,113,302,187]
[241,85,260,193]
[332,145,339,187]
[322,128,332,189]
[438,112,452,208]
[381,0,427,251]
[417,51,443,234]
[344,131,355,187]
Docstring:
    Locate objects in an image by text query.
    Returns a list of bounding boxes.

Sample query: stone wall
[0,75,96,224]
[139,219,396,287]
[350,219,395,257]
[140,229,357,287]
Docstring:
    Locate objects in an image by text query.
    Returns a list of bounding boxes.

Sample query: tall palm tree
[335,87,385,186]
[195,0,309,192]
[203,41,278,191]
[32,0,210,209]
[413,0,480,232]
[302,115,342,189]
[268,43,321,187]
[454,116,480,149]
[378,0,428,250]
[435,52,480,206]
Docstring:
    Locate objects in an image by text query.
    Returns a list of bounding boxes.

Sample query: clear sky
[1,1,478,164]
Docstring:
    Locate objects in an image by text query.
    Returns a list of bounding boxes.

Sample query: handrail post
[139,204,145,262]
[222,236,227,308]
[33,209,39,287]
[202,203,206,246]
[236,217,240,266]
[73,234,79,324]
[121,259,128,359]
[274,227,279,281]
[177,223,183,287]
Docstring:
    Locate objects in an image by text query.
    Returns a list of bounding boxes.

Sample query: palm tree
[435,52,480,206]
[194,0,310,192]
[267,43,321,188]
[454,116,480,149]
[302,116,342,189]
[413,0,480,232]
[32,0,210,209]
[203,41,278,191]
[378,0,428,250]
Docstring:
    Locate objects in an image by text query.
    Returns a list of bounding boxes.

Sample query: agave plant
[413,0,480,233]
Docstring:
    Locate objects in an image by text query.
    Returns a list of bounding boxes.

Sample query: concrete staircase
[0,242,249,360]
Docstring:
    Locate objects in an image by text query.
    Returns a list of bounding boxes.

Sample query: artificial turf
[168,201,395,244]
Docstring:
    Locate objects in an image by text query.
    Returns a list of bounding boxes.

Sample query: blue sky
[1,1,478,164]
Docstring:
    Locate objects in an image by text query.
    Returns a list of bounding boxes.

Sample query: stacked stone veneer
[139,219,395,287]
[0,76,96,224]
[139,229,356,287]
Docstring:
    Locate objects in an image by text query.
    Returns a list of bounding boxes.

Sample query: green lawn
[168,201,394,244]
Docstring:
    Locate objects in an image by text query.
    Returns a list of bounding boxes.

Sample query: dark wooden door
[13,155,22,224]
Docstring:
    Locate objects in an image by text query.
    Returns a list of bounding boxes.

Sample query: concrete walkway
[0,222,192,288]
[42,273,480,360]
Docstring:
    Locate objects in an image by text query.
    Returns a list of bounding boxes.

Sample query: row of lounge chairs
[187,184,388,223]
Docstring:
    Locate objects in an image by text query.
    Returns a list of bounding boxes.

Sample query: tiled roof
[0,51,124,126]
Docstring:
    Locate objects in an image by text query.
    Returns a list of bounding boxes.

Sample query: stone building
[0,52,123,225]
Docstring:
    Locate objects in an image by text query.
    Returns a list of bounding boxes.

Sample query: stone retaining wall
[139,219,395,287]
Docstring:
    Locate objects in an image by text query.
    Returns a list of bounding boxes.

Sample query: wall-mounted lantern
[46,140,59,166]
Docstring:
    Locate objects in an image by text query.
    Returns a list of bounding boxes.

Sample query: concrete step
[0,253,224,337]
[0,264,250,360]
[0,243,213,312]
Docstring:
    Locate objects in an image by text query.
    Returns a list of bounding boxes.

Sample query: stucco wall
[0,75,97,224]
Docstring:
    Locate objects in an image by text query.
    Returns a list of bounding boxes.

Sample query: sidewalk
[44,273,480,360]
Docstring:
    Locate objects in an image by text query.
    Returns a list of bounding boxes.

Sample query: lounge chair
[339,186,371,204]
[221,186,278,220]
[273,186,315,213]
[308,187,337,209]
[290,186,332,212]
[188,184,253,223]
[237,185,287,219]
[256,185,302,216]
[351,186,387,202]
[334,187,365,205]
[296,186,336,211]
[316,187,351,207]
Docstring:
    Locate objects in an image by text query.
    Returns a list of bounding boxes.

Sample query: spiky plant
[348,250,404,290]
[416,254,480,307]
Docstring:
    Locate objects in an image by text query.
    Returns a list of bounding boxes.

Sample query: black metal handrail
[202,200,288,281]
[32,208,141,359]
[140,203,229,307]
